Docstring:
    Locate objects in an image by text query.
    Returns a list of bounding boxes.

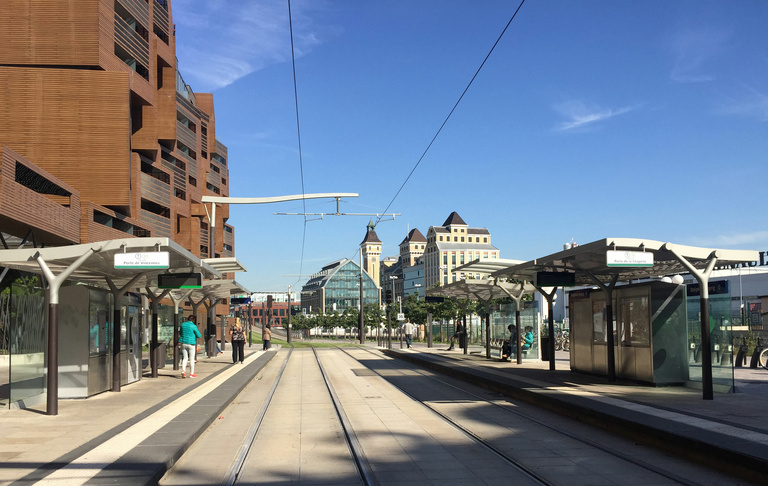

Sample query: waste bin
[540,337,550,361]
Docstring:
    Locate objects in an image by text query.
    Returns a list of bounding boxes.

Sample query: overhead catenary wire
[373,0,527,230]
[288,0,308,287]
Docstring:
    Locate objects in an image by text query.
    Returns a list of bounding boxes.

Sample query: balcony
[140,172,171,207]
[140,209,171,237]
[114,15,150,70]
[117,0,150,30]
[152,0,170,41]
[176,121,197,153]
[0,148,80,245]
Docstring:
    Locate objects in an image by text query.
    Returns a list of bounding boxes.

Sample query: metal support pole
[547,295,556,371]
[605,293,616,380]
[515,306,522,365]
[387,305,392,349]
[359,248,365,344]
[700,290,713,400]
[248,300,253,347]
[462,303,468,355]
[47,303,58,415]
[485,311,491,359]
[287,286,292,344]
[173,308,180,370]
[427,312,433,348]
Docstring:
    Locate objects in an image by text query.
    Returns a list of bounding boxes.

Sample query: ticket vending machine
[121,293,142,385]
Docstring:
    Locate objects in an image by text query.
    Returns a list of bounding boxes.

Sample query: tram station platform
[0,345,278,486]
[1,341,768,484]
[386,343,768,483]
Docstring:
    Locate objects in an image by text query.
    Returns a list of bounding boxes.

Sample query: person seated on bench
[522,326,533,351]
[446,323,465,350]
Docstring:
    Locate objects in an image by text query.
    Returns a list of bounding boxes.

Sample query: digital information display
[157,272,202,289]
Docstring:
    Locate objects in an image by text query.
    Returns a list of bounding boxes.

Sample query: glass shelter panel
[686,281,734,391]
[593,300,607,344]
[620,296,650,347]
[1,270,46,408]
[491,301,538,360]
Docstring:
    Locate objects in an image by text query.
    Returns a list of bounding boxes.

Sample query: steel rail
[351,347,698,486]
[226,347,293,486]
[312,347,378,486]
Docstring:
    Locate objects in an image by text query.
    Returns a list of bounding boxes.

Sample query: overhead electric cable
[288,0,308,285]
[374,0,527,228]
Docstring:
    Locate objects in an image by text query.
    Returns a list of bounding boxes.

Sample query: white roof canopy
[0,237,250,299]
[457,238,759,286]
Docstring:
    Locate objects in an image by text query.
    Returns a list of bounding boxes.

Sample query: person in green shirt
[179,315,202,378]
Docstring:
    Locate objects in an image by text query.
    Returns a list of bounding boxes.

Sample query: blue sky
[173,0,768,293]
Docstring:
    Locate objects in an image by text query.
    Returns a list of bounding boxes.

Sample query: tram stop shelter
[0,237,248,414]
[427,277,537,364]
[457,238,759,400]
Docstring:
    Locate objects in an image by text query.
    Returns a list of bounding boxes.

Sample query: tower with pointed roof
[399,228,427,268]
[360,220,382,288]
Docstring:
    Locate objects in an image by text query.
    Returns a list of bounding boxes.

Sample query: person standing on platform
[403,320,416,348]
[262,323,272,350]
[446,323,465,351]
[179,315,201,378]
[230,318,246,364]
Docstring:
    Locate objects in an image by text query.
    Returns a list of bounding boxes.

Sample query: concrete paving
[0,345,277,485]
[0,340,767,485]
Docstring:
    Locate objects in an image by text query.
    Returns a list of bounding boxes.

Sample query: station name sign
[114,251,169,269]
[606,250,653,267]
[158,272,202,289]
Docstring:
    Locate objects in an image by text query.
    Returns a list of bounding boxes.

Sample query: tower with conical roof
[360,220,382,288]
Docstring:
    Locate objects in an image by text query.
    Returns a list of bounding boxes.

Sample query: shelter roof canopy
[462,238,759,286]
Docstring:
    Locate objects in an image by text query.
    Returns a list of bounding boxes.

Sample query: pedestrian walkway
[0,345,278,486]
[383,342,768,483]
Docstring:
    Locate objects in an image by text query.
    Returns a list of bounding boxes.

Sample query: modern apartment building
[0,0,234,279]
[423,212,499,288]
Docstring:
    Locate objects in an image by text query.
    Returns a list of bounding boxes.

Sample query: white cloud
[716,88,768,122]
[668,26,728,83]
[172,1,334,91]
[552,101,638,132]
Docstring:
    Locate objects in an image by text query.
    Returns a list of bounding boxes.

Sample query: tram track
[227,347,376,486]
[344,346,730,486]
[172,346,743,485]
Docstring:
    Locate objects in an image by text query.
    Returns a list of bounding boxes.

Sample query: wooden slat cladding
[82,202,152,243]
[152,0,170,37]
[116,0,150,33]
[176,121,197,152]
[97,0,154,104]
[0,67,132,208]
[114,14,150,69]
[0,0,101,66]
[0,147,81,245]
[140,172,171,207]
